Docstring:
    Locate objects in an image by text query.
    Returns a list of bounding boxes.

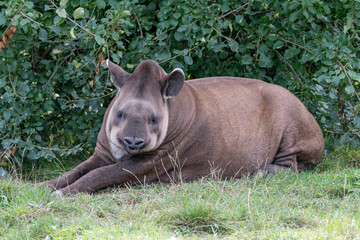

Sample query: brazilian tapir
[40,60,324,195]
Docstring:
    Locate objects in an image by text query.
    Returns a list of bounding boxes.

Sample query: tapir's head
[106,60,184,158]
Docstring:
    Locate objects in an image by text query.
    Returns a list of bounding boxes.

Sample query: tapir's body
[40,60,324,195]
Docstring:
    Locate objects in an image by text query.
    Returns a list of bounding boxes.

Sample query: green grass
[1,147,360,239]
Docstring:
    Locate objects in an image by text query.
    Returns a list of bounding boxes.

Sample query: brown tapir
[40,60,324,195]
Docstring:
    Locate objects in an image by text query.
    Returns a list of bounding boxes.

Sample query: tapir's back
[176,77,324,177]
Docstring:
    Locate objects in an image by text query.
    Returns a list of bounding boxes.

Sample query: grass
[0,147,360,239]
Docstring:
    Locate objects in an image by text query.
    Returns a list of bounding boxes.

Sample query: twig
[72,54,97,75]
[18,10,45,26]
[278,37,318,57]
[217,2,249,19]
[210,25,231,41]
[1,3,25,37]
[102,38,111,95]
[159,43,203,64]
[273,48,304,87]
[43,49,75,90]
[35,145,83,151]
[48,0,96,37]
[132,8,143,38]
[324,130,360,136]
[85,6,96,28]
[32,43,55,70]
[8,72,17,96]
[67,90,117,103]
[338,61,360,101]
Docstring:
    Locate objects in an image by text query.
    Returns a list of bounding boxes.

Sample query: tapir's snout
[121,137,145,154]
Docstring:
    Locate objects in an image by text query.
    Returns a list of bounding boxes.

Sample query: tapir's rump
[40,60,324,195]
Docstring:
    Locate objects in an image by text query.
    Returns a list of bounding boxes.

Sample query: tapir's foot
[56,186,77,196]
[37,178,69,191]
[256,164,293,178]
[37,180,57,191]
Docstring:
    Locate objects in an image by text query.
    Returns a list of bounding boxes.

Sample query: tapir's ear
[106,59,130,89]
[161,68,185,99]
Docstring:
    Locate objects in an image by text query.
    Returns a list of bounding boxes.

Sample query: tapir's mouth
[125,146,141,154]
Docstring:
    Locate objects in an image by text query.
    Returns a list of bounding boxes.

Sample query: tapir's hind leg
[263,131,323,174]
[263,146,299,174]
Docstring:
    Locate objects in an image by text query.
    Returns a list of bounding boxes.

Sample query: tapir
[40,59,324,195]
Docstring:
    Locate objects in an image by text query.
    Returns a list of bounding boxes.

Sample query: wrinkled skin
[39,60,324,195]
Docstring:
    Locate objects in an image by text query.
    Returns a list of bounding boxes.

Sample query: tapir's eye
[117,111,125,120]
[149,116,159,125]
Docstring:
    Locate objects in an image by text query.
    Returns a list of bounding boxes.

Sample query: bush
[0,0,359,173]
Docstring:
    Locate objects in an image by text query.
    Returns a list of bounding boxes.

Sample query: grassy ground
[1,147,360,239]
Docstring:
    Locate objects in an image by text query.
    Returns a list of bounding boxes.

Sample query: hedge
[0,0,359,174]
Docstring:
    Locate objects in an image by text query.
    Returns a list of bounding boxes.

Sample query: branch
[273,48,304,87]
[8,72,17,97]
[159,43,203,64]
[18,10,45,26]
[217,2,249,19]
[278,37,318,57]
[132,8,143,38]
[43,49,75,90]
[48,0,96,37]
[36,145,83,152]
[324,130,360,136]
[1,3,25,37]
[338,61,360,102]
[67,90,117,103]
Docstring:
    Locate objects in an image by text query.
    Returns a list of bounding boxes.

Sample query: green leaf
[0,12,6,27]
[0,77,6,88]
[273,41,284,49]
[344,15,353,33]
[20,19,30,26]
[242,55,252,65]
[119,10,131,18]
[174,12,181,19]
[95,35,105,45]
[25,1,34,9]
[235,15,245,26]
[184,55,193,65]
[174,32,183,41]
[60,0,68,7]
[70,27,76,38]
[39,29,48,41]
[289,11,300,22]
[177,25,188,32]
[96,0,106,9]
[50,25,62,35]
[56,7,68,18]
[354,116,360,128]
[213,44,222,53]
[325,49,335,59]
[112,32,119,41]
[345,86,355,94]
[228,41,239,52]
[259,54,272,68]
[284,48,299,59]
[73,7,85,19]
[3,110,11,121]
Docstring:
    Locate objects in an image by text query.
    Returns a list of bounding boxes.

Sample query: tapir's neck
[164,82,198,143]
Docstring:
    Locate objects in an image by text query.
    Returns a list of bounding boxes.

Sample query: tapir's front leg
[57,154,170,195]
[39,154,109,190]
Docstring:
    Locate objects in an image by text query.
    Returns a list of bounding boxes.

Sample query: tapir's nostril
[123,137,145,149]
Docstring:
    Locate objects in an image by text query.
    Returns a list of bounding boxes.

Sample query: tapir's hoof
[55,190,65,198]
[36,181,56,191]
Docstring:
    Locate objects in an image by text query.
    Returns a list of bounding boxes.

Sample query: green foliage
[0,0,359,170]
